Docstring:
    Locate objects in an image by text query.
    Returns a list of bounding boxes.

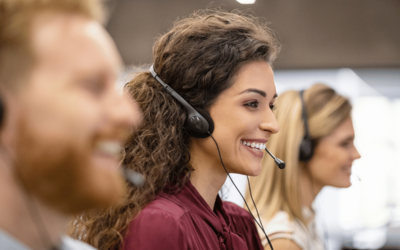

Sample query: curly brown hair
[69,9,280,249]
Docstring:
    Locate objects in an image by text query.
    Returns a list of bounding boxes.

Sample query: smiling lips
[241,140,266,151]
[240,139,266,159]
[94,140,122,158]
[341,165,352,175]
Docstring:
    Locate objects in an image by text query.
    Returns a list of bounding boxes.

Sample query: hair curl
[69,9,280,249]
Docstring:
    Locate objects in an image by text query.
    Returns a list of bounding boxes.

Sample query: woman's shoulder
[260,210,309,250]
[124,194,189,249]
[138,192,189,221]
[264,210,295,233]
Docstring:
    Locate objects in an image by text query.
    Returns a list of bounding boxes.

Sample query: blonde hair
[0,0,104,89]
[245,83,351,225]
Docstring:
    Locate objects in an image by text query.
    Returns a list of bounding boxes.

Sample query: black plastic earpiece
[185,108,214,138]
[299,90,314,162]
[299,135,313,162]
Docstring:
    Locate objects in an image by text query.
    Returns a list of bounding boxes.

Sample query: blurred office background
[106,0,400,249]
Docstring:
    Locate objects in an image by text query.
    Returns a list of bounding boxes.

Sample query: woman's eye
[340,141,351,148]
[81,78,105,97]
[245,101,259,108]
[270,104,276,111]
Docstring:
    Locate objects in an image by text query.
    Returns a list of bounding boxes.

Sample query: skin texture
[265,238,302,250]
[308,117,360,189]
[190,60,279,209]
[0,12,140,250]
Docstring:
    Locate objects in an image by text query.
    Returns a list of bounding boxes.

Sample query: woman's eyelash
[244,101,276,111]
[244,101,259,108]
[340,141,351,147]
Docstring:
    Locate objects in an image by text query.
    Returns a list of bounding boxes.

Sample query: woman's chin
[234,163,262,176]
[329,178,352,188]
[341,180,352,188]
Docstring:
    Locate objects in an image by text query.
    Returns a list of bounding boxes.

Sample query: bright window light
[236,0,256,4]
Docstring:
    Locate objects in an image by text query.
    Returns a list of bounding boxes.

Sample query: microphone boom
[265,148,286,169]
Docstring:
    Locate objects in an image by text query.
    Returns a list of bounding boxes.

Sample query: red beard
[13,113,126,215]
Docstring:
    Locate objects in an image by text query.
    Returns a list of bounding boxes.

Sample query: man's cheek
[14,112,125,214]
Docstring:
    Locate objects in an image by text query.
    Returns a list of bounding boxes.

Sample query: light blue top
[0,228,96,250]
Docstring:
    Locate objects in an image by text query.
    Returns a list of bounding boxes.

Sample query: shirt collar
[166,181,248,250]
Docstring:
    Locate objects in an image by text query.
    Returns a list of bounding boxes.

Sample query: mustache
[93,126,134,145]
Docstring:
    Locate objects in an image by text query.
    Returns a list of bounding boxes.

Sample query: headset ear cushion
[299,136,313,162]
[185,108,214,138]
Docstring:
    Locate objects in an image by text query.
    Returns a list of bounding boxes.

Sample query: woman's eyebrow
[342,135,355,142]
[239,88,266,97]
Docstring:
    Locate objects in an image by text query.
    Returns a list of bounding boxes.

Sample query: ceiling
[105,0,400,69]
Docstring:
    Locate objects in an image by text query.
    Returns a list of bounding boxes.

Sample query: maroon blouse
[123,181,263,250]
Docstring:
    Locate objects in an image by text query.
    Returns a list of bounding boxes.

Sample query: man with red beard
[0,0,141,249]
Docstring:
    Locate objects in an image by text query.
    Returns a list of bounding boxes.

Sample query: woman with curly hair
[71,9,281,250]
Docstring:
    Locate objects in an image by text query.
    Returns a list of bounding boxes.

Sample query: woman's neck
[189,146,228,210]
[299,167,324,209]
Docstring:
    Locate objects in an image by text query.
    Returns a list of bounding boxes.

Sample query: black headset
[299,90,314,162]
[149,65,214,138]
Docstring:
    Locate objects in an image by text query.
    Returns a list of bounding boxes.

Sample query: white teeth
[241,140,266,151]
[95,141,122,156]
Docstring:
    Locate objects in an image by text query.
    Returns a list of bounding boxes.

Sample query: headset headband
[149,65,211,137]
[299,90,311,140]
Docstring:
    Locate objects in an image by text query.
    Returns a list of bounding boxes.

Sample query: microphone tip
[275,158,286,169]
[123,168,145,187]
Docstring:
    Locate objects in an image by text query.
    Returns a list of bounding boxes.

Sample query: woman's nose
[352,145,361,160]
[259,109,279,134]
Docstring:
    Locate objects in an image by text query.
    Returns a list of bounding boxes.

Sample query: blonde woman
[246,84,361,250]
